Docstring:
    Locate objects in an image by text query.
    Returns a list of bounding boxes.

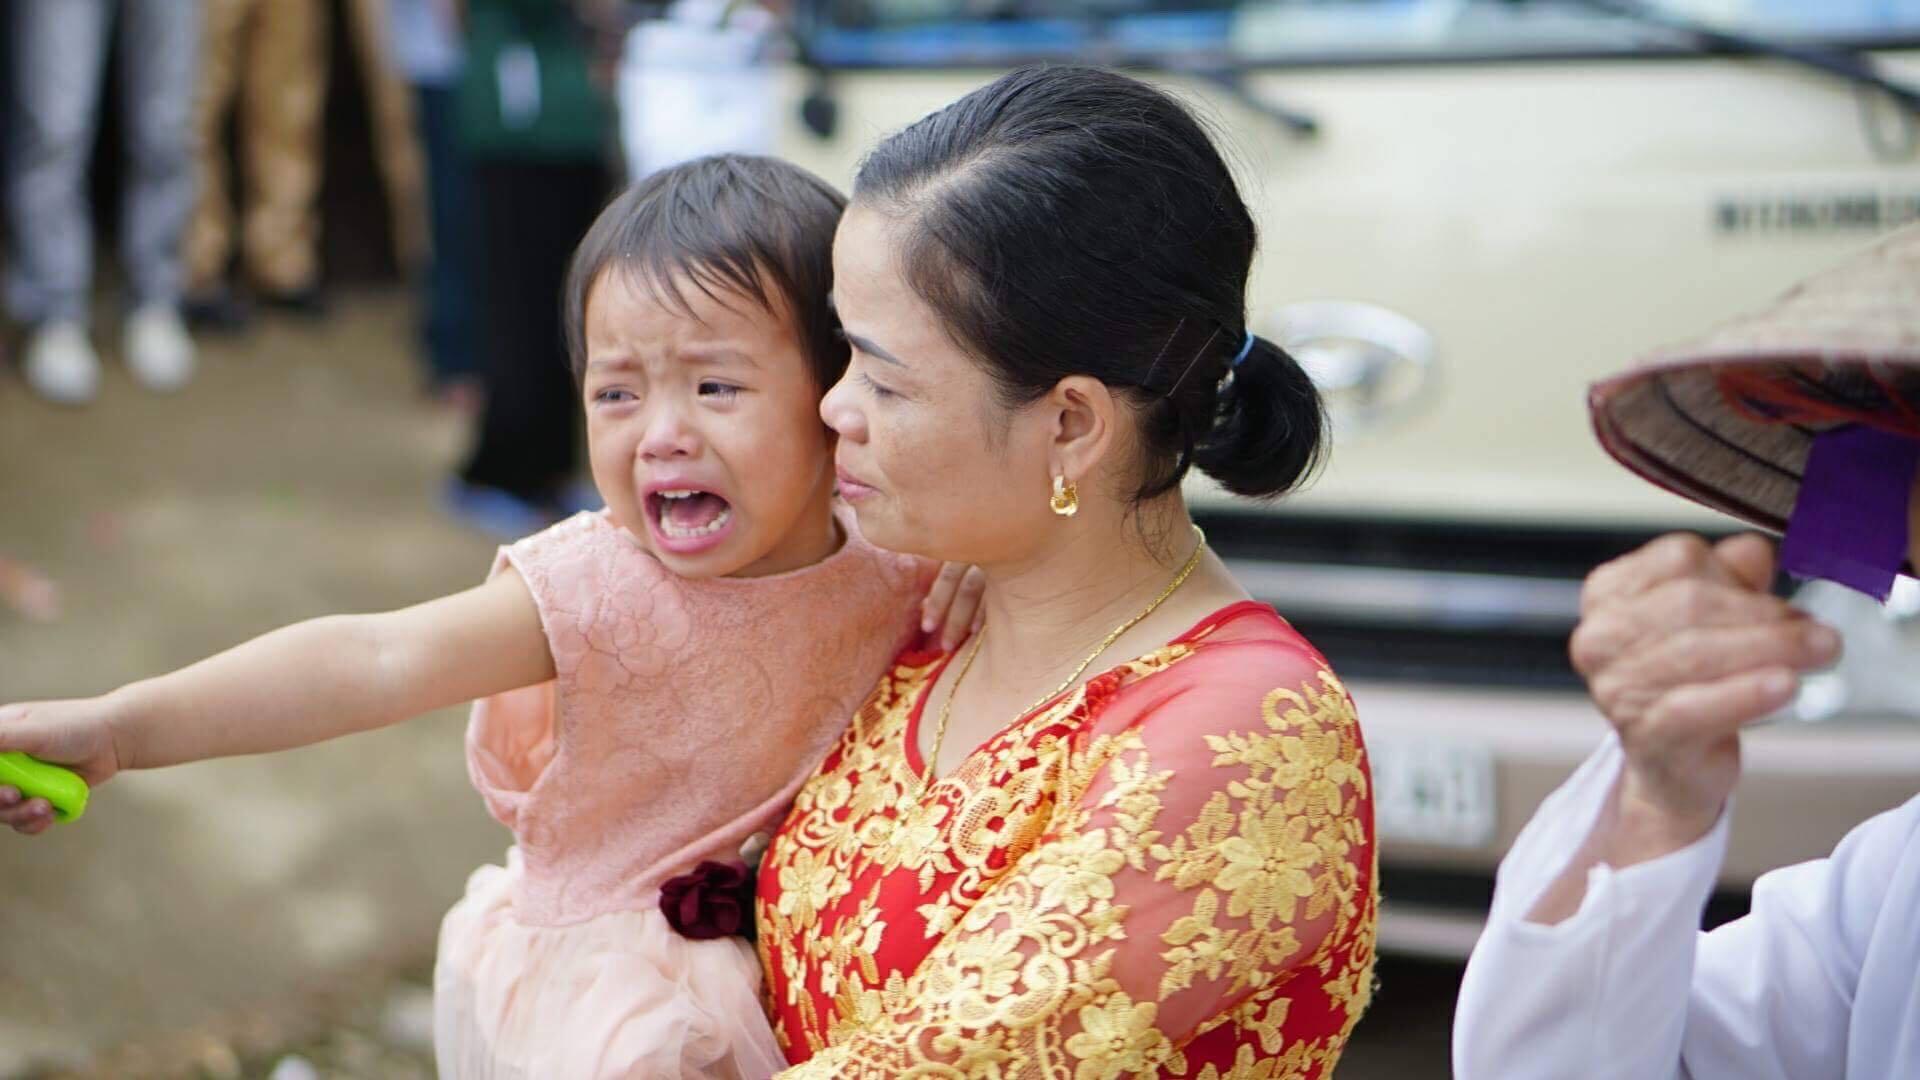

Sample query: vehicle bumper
[1355,680,1920,958]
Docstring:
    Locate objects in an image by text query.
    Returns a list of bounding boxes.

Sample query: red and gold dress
[757,601,1377,1079]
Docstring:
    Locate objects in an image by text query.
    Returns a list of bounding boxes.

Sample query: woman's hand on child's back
[921,563,987,651]
[0,698,122,834]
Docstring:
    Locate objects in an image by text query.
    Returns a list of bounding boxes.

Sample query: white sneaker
[124,304,196,393]
[22,321,101,406]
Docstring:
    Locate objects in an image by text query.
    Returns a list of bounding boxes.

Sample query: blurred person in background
[185,0,427,330]
[1455,226,1920,1079]
[385,0,482,409]
[344,0,431,287]
[182,0,330,328]
[7,0,199,405]
[446,0,613,536]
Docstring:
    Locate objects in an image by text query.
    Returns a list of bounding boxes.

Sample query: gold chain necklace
[914,524,1207,801]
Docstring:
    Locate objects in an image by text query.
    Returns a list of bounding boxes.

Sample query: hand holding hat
[1589,223,1920,598]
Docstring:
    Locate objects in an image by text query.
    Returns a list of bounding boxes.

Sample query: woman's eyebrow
[843,332,905,367]
[828,291,906,367]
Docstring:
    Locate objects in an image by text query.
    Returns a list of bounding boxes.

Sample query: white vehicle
[766,0,1920,957]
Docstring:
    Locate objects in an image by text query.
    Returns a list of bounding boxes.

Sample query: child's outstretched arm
[0,569,554,834]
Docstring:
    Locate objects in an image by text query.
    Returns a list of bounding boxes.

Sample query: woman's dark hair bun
[1193,334,1327,499]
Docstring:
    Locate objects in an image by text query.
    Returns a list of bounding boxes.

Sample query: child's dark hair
[853,66,1325,502]
[563,154,849,391]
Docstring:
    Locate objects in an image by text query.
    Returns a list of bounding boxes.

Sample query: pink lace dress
[434,507,925,1079]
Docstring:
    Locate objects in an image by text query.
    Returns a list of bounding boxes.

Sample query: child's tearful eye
[698,381,741,400]
[594,387,637,405]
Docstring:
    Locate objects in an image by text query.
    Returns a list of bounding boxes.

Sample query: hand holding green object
[0,698,119,832]
[0,751,88,822]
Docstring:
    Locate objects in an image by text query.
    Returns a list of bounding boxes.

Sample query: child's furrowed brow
[679,345,761,369]
[586,355,642,374]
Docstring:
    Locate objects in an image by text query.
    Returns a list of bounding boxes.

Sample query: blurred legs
[6,0,112,324]
[119,0,201,310]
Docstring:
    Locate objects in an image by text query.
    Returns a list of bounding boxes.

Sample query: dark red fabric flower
[660,859,755,941]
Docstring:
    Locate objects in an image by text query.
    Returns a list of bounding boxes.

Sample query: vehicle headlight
[1261,300,1437,437]
[1785,576,1920,723]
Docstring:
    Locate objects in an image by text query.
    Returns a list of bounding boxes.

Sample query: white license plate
[1370,737,1497,848]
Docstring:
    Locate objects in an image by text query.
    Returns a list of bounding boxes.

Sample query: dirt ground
[0,291,1459,1078]
[0,292,507,1078]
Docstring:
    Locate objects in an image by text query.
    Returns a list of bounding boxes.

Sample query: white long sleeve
[1453,737,1723,1080]
[1454,736,1920,1080]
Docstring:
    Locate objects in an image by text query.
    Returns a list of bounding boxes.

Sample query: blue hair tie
[1230,331,1257,369]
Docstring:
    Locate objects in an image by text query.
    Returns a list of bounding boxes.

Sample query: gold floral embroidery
[760,628,1378,1080]
[1065,992,1174,1079]
[776,845,837,927]
[1028,828,1127,916]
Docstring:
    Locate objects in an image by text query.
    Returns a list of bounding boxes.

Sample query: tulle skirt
[435,853,788,1080]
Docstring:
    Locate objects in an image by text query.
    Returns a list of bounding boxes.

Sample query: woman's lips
[835,467,878,502]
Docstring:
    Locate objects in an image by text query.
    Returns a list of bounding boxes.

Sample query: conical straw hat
[1590,224,1920,536]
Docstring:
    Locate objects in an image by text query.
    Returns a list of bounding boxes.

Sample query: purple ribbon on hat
[1780,426,1920,602]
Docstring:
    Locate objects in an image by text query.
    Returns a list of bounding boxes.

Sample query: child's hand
[0,699,121,835]
[921,563,987,652]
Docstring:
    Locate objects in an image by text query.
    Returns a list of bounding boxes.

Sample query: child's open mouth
[649,488,733,542]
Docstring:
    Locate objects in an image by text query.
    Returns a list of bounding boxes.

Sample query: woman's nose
[820,374,865,441]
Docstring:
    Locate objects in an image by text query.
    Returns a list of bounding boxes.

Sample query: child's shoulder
[501,511,667,582]
[505,509,606,553]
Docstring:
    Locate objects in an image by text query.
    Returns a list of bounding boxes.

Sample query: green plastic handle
[0,751,88,822]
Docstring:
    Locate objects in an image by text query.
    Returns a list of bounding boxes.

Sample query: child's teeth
[657,504,731,540]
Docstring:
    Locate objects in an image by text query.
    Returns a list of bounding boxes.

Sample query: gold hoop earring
[1050,475,1079,517]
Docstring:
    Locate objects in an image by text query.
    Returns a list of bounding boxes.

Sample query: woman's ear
[1045,375,1120,485]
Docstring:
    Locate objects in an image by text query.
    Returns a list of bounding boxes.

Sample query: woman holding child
[0,66,1374,1078]
[754,66,1377,1077]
